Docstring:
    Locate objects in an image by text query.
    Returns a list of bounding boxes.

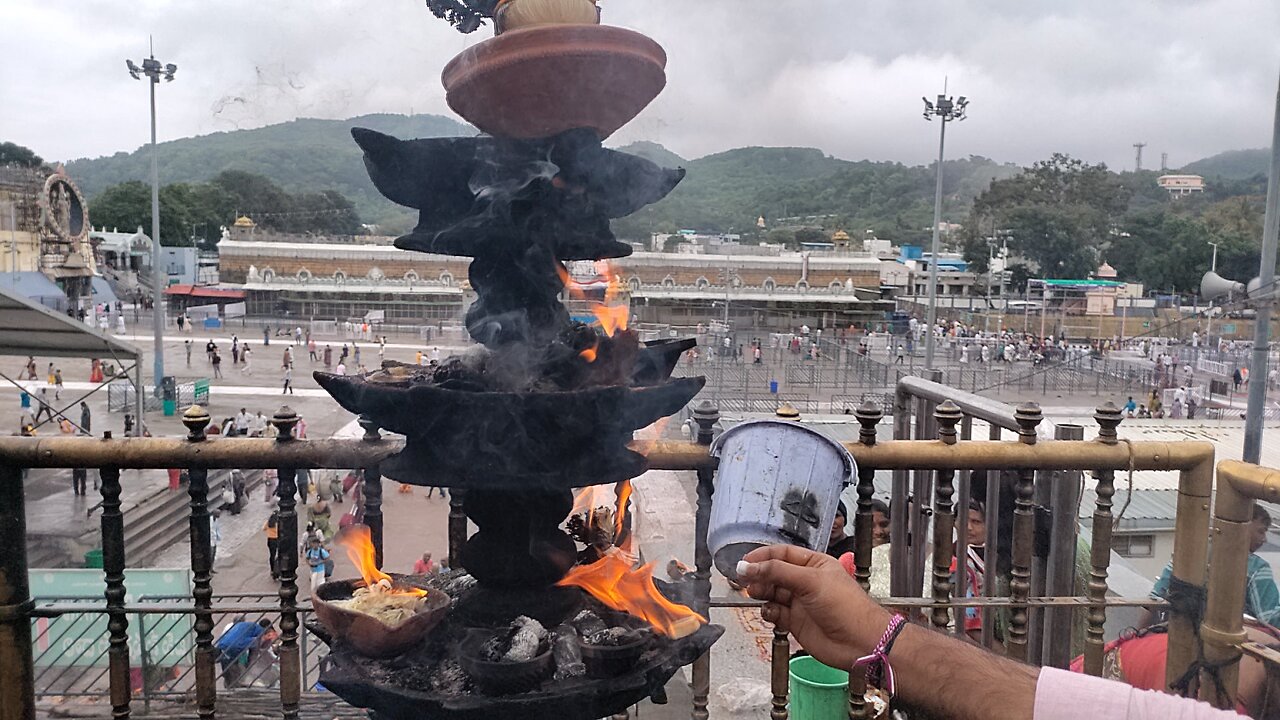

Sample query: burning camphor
[333,525,429,628]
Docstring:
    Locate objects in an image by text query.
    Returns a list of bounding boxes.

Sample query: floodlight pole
[922,88,968,370]
[1243,66,1280,464]
[127,47,176,402]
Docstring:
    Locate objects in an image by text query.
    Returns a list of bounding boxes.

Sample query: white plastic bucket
[708,420,855,579]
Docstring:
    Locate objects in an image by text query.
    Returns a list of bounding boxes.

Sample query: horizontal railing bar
[897,376,1021,430]
[0,438,1214,473]
[710,596,1169,609]
[33,602,316,616]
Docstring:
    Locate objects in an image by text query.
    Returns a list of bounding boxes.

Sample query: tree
[0,142,43,168]
[964,153,1129,280]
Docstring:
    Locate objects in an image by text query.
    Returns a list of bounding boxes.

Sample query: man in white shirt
[233,408,251,436]
[249,411,268,437]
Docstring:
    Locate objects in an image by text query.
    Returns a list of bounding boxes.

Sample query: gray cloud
[2,0,1278,170]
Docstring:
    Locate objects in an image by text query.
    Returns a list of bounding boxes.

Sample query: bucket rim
[710,418,855,479]
[787,655,849,688]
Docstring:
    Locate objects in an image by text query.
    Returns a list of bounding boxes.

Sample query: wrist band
[853,613,907,697]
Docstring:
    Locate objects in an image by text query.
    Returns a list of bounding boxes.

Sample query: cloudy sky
[3,0,1279,170]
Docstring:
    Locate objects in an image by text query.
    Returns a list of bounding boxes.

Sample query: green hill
[611,146,1021,243]
[65,113,473,230]
[1181,149,1270,180]
[61,115,1019,241]
[613,140,686,168]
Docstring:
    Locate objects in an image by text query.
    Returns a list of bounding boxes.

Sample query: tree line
[960,153,1269,295]
[89,170,362,249]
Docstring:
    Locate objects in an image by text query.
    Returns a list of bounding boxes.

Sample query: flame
[591,261,629,337]
[614,479,632,540]
[629,417,671,457]
[580,337,599,363]
[556,263,587,300]
[335,525,426,596]
[557,549,705,638]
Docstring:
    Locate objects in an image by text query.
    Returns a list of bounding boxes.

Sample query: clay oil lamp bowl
[312,525,451,659]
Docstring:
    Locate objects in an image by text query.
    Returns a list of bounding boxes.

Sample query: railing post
[1006,402,1042,662]
[1084,403,1122,676]
[181,407,216,719]
[1165,453,1213,694]
[358,416,385,569]
[690,401,719,720]
[1042,424,1085,669]
[848,401,882,720]
[890,386,912,596]
[0,464,35,720]
[272,406,302,720]
[930,401,962,630]
[99,461,132,720]
[771,629,789,720]
[982,424,1001,648]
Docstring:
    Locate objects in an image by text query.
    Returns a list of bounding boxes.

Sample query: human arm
[737,545,1237,720]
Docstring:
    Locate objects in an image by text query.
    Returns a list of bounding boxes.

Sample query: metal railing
[0,383,1262,719]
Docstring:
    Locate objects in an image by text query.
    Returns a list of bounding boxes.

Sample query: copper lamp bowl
[313,578,451,659]
[442,24,666,141]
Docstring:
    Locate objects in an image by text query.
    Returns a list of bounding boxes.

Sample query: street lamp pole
[921,89,969,370]
[127,46,178,397]
[1243,66,1280,464]
[1208,241,1219,272]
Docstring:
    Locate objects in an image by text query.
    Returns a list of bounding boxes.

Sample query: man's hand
[737,544,890,671]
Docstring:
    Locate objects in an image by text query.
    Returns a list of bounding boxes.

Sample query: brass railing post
[0,463,35,720]
[1006,402,1042,662]
[889,386,912,596]
[1084,403,1122,676]
[690,401,718,720]
[272,406,302,720]
[930,401,962,630]
[358,416,385,568]
[1164,451,1213,693]
[181,407,216,719]
[99,460,131,720]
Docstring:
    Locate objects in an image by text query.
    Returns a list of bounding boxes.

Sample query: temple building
[0,164,101,312]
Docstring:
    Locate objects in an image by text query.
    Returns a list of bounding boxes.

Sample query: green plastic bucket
[789,655,849,720]
[84,549,104,569]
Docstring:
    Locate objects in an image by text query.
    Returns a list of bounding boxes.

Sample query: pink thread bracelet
[852,613,907,696]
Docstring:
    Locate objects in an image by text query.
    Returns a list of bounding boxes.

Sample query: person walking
[282,346,293,370]
[303,536,330,593]
[53,368,64,400]
[241,344,252,375]
[79,401,91,435]
[212,351,223,379]
[264,510,280,580]
[33,387,54,425]
[308,339,317,362]
[282,365,294,395]
[185,340,193,366]
[206,340,217,364]
[72,467,88,496]
[210,510,222,569]
[263,326,270,346]
[26,356,37,380]
[323,345,332,370]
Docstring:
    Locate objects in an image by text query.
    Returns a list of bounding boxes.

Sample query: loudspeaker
[1200,271,1245,300]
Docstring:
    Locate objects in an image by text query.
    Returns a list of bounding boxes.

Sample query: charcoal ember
[502,616,548,662]
[429,658,470,695]
[551,624,586,680]
[572,609,608,637]
[430,354,489,391]
[432,571,478,600]
[478,627,516,662]
[584,626,643,646]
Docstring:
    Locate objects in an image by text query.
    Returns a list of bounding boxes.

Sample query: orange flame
[557,262,587,300]
[580,337,599,363]
[335,525,426,596]
[614,479,632,540]
[557,549,705,638]
[591,261,629,337]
